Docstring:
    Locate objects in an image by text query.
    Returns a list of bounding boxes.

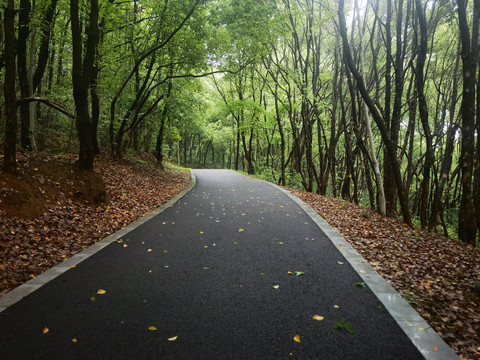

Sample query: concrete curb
[0,170,197,313]
[268,182,459,360]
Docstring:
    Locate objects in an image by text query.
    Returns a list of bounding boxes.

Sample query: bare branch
[18,97,77,119]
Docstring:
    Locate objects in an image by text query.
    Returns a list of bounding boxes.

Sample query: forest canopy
[1,0,480,245]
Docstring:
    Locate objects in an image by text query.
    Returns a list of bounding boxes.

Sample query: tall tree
[337,0,412,225]
[456,0,479,244]
[71,0,100,170]
[3,0,18,174]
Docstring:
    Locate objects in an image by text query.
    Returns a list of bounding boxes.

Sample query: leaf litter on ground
[0,152,190,297]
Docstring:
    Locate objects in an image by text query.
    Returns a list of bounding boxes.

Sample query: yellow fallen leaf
[123,244,128,248]
[164,250,168,253]
[287,271,293,275]
[260,273,265,275]
[204,246,208,248]
[238,228,244,232]
[278,242,284,245]
[312,315,324,321]
[148,326,158,331]
[148,270,152,273]
[359,270,366,274]
[200,231,204,234]
[293,335,301,343]
[168,336,178,341]
[43,327,49,334]
[148,249,152,252]
[417,328,425,331]
[70,265,76,269]
[72,338,78,343]
[90,297,96,301]
[97,289,106,295]
[406,323,413,327]
[272,285,280,290]
[334,305,339,309]
[337,261,344,265]
[233,242,238,245]
[171,222,175,225]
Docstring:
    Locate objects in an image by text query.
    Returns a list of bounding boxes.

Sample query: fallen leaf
[334,305,339,309]
[70,265,76,269]
[168,336,178,341]
[147,249,152,252]
[272,285,280,289]
[295,271,305,276]
[90,296,96,301]
[432,347,438,352]
[356,282,366,287]
[238,228,244,232]
[337,261,344,265]
[359,270,366,274]
[287,271,293,275]
[312,315,325,321]
[200,231,204,234]
[148,326,158,331]
[43,327,49,334]
[293,335,301,343]
[123,244,128,248]
[97,289,106,295]
[417,328,425,331]
[72,338,78,343]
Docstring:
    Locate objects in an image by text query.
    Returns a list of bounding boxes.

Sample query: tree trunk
[3,0,18,174]
[456,0,479,244]
[71,0,99,171]
[338,0,412,225]
[18,0,33,150]
[415,0,434,228]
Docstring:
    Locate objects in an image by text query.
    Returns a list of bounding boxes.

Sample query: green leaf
[295,271,305,276]
[356,282,366,287]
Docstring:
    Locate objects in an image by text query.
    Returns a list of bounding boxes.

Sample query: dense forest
[1,0,479,245]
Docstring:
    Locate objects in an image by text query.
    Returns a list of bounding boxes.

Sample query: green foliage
[334,317,355,334]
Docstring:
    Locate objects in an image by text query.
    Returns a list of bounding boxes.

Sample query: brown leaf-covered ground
[288,188,480,360]
[0,152,190,296]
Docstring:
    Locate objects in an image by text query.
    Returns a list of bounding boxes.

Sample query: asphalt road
[0,170,424,359]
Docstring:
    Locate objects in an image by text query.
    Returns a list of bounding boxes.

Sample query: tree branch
[18,97,77,119]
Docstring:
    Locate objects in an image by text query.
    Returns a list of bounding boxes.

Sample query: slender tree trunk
[356,1,386,215]
[456,0,479,244]
[71,0,99,171]
[338,0,412,225]
[27,2,37,152]
[3,0,18,174]
[415,0,434,228]
[18,0,33,150]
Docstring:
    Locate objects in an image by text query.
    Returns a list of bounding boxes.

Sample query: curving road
[0,170,445,359]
